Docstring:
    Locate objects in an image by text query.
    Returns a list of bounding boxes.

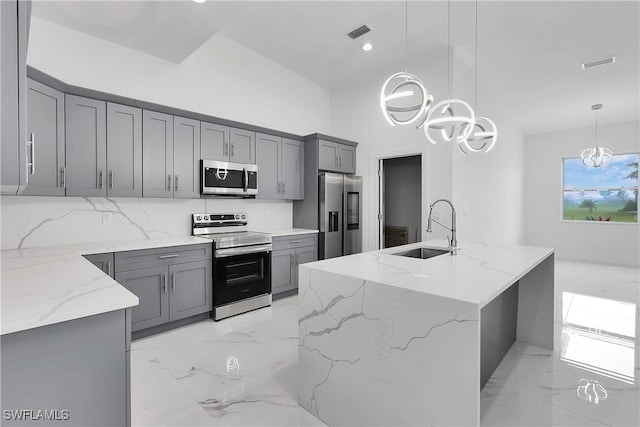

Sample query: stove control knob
[235,214,239,220]
[241,214,246,219]
[204,215,209,220]
[196,216,202,221]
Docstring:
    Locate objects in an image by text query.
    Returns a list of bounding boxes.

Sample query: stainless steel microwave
[201,160,258,196]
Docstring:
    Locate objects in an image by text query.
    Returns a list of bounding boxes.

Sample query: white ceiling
[31,0,639,135]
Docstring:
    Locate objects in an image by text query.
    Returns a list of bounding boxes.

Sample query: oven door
[213,246,271,306]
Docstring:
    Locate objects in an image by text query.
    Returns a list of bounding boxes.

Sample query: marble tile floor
[131,260,639,426]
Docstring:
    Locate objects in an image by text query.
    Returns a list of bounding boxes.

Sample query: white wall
[524,120,640,267]
[1,17,332,250]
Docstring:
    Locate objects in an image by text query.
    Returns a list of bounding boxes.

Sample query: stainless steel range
[192,212,272,321]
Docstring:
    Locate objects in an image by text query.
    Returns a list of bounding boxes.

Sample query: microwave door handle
[243,167,248,192]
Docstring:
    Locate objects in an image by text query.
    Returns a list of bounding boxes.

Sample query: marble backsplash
[0,196,293,250]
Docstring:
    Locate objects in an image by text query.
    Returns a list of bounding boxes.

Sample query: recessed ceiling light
[193,0,206,3]
[582,56,616,70]
[362,42,373,52]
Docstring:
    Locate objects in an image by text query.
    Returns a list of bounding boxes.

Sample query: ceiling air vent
[582,56,616,70]
[347,25,371,40]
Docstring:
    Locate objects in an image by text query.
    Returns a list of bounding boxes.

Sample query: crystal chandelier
[581,104,612,168]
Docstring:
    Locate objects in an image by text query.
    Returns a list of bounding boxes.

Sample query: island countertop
[1,236,211,336]
[302,240,554,307]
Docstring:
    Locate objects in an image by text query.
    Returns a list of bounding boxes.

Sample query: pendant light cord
[447,0,451,99]
[475,0,479,112]
[595,108,599,149]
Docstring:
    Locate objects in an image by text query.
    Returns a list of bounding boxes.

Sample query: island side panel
[298,265,481,427]
[516,253,555,349]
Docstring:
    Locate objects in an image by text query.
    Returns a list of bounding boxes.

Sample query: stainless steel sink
[389,247,450,259]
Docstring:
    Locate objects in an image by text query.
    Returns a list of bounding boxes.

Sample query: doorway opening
[379,155,422,249]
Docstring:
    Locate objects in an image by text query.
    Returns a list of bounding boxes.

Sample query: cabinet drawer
[272,234,318,251]
[115,244,212,272]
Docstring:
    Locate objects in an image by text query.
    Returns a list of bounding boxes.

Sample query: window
[562,153,638,223]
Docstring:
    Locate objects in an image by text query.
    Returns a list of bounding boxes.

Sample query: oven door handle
[215,244,272,258]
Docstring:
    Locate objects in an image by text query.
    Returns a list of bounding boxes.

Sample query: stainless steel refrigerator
[318,173,362,259]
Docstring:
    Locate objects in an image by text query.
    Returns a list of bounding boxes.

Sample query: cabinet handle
[162,275,167,293]
[171,273,176,291]
[339,157,342,168]
[159,254,180,259]
[175,175,179,191]
[167,174,172,191]
[282,182,285,194]
[290,254,294,267]
[109,170,113,189]
[60,167,66,188]
[224,142,228,157]
[231,143,235,158]
[99,170,103,189]
[335,156,338,167]
[290,240,302,244]
[27,133,35,175]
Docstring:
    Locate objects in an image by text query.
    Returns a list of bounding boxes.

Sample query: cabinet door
[295,246,318,289]
[22,79,65,196]
[168,260,212,321]
[272,248,296,295]
[229,128,255,164]
[256,133,281,199]
[65,95,107,197]
[200,122,229,161]
[318,140,339,172]
[0,0,30,195]
[173,116,201,198]
[115,266,169,332]
[339,145,356,174]
[107,103,142,197]
[84,252,114,278]
[142,110,173,198]
[281,138,304,200]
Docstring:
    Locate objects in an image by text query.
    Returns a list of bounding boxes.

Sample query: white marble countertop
[302,240,554,308]
[251,228,318,237]
[1,236,212,336]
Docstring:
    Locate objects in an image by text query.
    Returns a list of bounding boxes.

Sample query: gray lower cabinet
[114,244,212,332]
[0,0,31,195]
[318,139,356,174]
[271,234,318,296]
[107,103,142,197]
[116,266,169,331]
[142,110,173,198]
[65,94,107,196]
[22,78,65,196]
[84,252,115,278]
[1,309,130,427]
[173,116,201,198]
[256,133,303,200]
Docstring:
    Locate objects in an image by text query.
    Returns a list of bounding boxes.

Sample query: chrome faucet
[426,199,457,255]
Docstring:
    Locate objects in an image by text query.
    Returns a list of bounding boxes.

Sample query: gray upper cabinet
[281,138,304,199]
[318,139,356,174]
[65,95,107,197]
[200,121,229,161]
[0,0,31,195]
[229,128,256,164]
[256,133,281,199]
[173,116,201,198]
[256,133,303,200]
[107,103,142,197]
[22,79,65,196]
[142,110,174,198]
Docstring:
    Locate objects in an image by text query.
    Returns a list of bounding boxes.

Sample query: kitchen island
[298,241,554,426]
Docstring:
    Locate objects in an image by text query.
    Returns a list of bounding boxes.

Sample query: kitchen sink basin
[389,247,450,259]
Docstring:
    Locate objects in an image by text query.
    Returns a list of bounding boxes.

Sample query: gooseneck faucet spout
[426,199,457,255]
